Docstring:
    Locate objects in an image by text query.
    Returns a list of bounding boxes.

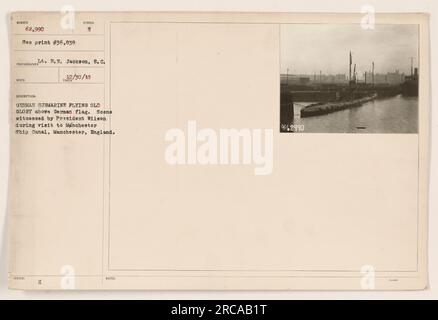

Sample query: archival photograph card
[8,12,430,290]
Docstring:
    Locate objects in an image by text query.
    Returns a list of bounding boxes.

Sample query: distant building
[374,70,405,85]
[299,77,310,85]
[280,75,311,85]
[280,73,347,85]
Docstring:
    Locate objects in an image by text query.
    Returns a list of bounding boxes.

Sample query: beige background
[7,12,427,290]
[109,22,418,273]
[2,3,433,296]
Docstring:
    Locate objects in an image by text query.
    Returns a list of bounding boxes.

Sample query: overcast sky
[280,24,418,76]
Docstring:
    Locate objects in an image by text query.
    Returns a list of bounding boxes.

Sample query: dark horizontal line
[108,268,418,272]
[13,34,104,36]
[15,82,104,84]
[14,50,104,52]
[10,274,419,279]
[15,66,105,68]
[108,21,419,25]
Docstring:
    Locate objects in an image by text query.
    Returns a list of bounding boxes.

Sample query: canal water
[292,95,418,133]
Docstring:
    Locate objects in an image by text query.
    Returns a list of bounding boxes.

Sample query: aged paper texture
[8,12,429,290]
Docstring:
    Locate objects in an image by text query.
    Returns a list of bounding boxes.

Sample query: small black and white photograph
[280,24,419,133]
